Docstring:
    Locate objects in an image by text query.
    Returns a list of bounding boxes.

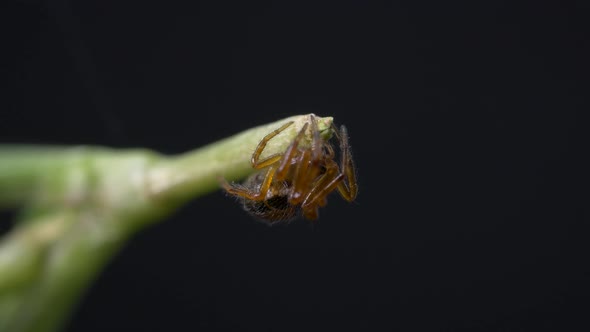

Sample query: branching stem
[0,114,333,332]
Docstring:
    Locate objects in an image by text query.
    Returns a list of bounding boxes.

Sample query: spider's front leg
[300,161,342,220]
[288,149,312,205]
[274,122,309,181]
[251,121,294,169]
[334,124,358,202]
[295,114,324,190]
[301,159,344,209]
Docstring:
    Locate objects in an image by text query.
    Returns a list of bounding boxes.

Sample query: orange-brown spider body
[220,114,357,224]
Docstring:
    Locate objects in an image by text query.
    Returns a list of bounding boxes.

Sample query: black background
[1,1,589,331]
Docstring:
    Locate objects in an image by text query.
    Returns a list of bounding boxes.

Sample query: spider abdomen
[240,171,299,224]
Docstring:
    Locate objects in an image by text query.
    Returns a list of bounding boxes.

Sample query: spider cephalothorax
[220,114,357,224]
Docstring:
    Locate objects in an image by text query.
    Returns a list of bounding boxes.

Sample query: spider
[219,114,357,224]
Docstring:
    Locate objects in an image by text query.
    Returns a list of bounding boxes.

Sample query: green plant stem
[0,146,68,209]
[147,114,334,205]
[0,114,333,332]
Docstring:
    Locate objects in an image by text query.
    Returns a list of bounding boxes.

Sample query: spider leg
[288,149,311,205]
[309,114,322,162]
[309,140,336,204]
[304,173,344,210]
[301,173,342,220]
[303,204,320,220]
[274,122,309,181]
[333,124,358,201]
[251,121,294,169]
[219,166,277,201]
[301,159,343,209]
[323,141,336,160]
[297,114,323,189]
[286,114,328,205]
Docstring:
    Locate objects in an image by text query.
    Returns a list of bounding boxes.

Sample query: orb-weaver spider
[219,114,357,224]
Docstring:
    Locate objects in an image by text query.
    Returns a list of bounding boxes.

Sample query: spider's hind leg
[220,166,278,201]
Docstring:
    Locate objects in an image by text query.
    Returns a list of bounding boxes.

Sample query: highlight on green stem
[0,113,340,332]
